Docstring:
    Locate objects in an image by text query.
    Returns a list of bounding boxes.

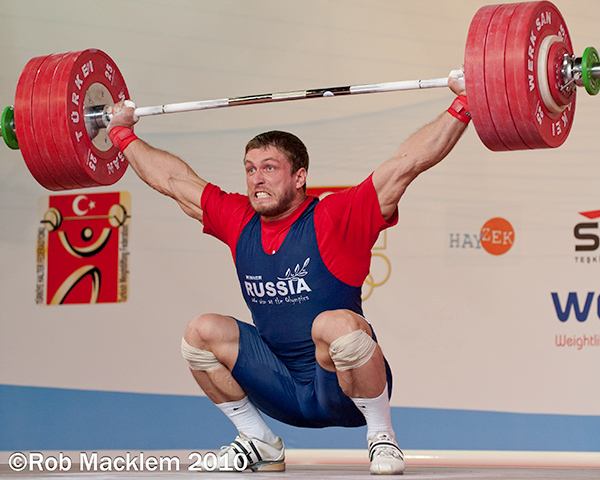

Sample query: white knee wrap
[180,338,222,371]
[328,329,377,371]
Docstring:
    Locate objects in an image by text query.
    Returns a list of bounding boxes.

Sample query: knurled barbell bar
[1,1,598,191]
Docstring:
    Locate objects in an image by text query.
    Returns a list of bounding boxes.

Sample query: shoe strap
[231,438,263,464]
[368,440,404,462]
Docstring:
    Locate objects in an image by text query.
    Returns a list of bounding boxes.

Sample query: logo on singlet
[244,258,312,304]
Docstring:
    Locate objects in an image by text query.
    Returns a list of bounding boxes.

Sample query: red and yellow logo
[36,192,131,305]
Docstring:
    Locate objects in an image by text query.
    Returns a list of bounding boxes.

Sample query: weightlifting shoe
[368,432,405,475]
[216,433,285,472]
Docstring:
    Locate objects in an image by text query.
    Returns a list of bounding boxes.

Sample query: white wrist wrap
[181,338,222,371]
[328,329,377,371]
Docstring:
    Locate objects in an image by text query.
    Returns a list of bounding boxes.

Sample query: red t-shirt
[201,174,398,287]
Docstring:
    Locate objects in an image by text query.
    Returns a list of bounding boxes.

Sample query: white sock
[351,383,395,440]
[216,396,277,444]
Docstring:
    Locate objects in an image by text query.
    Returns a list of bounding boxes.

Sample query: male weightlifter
[106,74,468,475]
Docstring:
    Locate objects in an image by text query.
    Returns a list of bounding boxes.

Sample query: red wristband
[109,126,139,151]
[447,95,471,124]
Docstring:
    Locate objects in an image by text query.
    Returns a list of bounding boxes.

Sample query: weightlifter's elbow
[383,155,421,188]
[167,175,206,217]
[178,200,204,223]
[145,177,204,222]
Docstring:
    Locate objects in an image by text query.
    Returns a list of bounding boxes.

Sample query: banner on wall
[35,191,131,305]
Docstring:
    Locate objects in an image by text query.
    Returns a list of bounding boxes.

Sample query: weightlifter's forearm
[119,138,207,222]
[121,138,195,197]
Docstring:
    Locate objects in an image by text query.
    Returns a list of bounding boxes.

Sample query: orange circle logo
[480,217,514,255]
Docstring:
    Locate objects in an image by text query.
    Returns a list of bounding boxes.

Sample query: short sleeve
[314,174,398,286]
[201,183,255,259]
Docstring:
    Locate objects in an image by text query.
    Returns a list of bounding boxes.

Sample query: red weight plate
[464,4,506,151]
[32,53,85,189]
[49,52,90,186]
[50,51,105,188]
[485,3,530,150]
[14,55,66,190]
[547,41,574,106]
[505,1,575,149]
[51,52,108,188]
[50,49,129,188]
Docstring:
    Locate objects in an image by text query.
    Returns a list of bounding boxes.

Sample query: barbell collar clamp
[83,105,110,141]
[563,57,600,84]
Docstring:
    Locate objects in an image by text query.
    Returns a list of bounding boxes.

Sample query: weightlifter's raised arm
[107,102,207,223]
[373,73,469,220]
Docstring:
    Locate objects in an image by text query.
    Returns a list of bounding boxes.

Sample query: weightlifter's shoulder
[201,183,255,246]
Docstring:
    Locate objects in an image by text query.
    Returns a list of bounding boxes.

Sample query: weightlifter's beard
[249,187,297,218]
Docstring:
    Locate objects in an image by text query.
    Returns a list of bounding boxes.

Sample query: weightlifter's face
[245,146,306,221]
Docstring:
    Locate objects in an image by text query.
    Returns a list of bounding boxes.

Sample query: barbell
[1,1,599,191]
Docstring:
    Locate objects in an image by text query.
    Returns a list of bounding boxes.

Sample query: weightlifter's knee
[181,337,222,371]
[181,313,239,371]
[312,309,373,345]
[312,309,377,371]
